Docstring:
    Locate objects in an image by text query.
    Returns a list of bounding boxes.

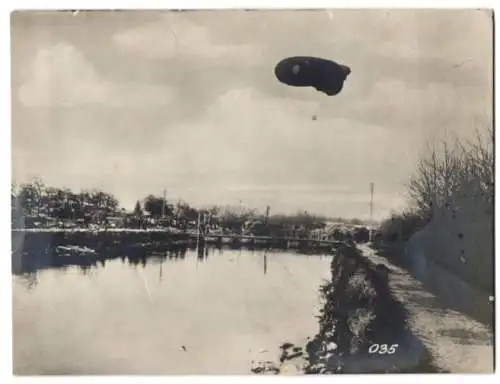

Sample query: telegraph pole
[369,182,374,242]
[160,190,166,278]
[162,189,166,220]
[369,182,374,224]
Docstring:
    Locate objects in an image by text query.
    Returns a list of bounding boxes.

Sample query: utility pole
[264,205,271,226]
[196,211,202,241]
[162,189,166,220]
[369,182,374,224]
[369,182,374,242]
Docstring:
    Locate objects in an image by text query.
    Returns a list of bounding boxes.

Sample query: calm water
[13,248,332,374]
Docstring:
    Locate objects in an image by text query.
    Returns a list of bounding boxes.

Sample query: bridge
[198,232,344,249]
[12,227,348,252]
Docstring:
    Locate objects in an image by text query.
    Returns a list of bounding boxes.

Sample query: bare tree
[18,177,46,216]
[406,127,493,218]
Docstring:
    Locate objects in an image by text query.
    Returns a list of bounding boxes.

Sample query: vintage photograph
[11,9,494,374]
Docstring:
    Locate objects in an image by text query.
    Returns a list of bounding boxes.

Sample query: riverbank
[253,242,440,374]
[252,242,494,374]
[12,228,341,259]
[11,228,187,233]
[12,229,339,276]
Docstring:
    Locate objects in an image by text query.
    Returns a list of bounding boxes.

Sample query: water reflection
[18,272,38,290]
[13,240,332,288]
[13,240,332,375]
[79,265,92,275]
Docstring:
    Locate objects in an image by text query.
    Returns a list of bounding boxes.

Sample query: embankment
[253,243,439,374]
[12,228,195,254]
[402,222,494,326]
[11,229,337,275]
[12,229,339,253]
[374,204,494,327]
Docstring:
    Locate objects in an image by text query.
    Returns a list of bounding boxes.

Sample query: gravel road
[357,244,494,373]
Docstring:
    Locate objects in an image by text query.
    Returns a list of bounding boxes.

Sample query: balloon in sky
[274,56,351,96]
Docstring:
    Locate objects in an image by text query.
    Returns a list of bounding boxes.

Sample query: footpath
[357,244,494,373]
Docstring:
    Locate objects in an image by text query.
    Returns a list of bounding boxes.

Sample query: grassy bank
[303,243,440,373]
[252,243,441,374]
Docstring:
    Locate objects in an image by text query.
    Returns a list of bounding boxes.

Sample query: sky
[11,9,493,220]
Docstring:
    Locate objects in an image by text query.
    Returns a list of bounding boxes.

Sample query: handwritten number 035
[368,344,399,355]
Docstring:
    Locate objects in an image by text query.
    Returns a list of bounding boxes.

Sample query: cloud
[203,10,491,89]
[331,77,491,141]
[158,86,400,190]
[162,87,318,175]
[17,42,175,107]
[11,10,492,218]
[112,14,263,64]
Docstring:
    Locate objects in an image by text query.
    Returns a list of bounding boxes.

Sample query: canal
[13,247,332,374]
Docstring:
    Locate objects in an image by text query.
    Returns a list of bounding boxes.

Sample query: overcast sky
[11,9,492,219]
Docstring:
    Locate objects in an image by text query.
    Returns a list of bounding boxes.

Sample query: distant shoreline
[12,227,340,276]
[11,227,188,233]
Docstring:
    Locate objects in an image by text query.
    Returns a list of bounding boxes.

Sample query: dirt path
[357,244,494,373]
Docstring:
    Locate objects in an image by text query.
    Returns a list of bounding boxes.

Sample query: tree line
[11,178,119,225]
[11,177,353,231]
[377,126,493,293]
[379,127,493,242]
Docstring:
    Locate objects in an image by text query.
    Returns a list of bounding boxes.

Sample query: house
[105,216,125,228]
[24,214,57,229]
